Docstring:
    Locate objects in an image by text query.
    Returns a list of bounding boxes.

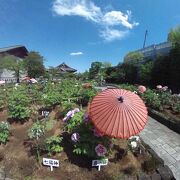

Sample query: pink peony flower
[95,144,107,156]
[138,85,146,93]
[71,133,80,142]
[93,128,104,137]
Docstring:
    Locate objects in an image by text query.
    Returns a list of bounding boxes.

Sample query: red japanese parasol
[88,88,148,139]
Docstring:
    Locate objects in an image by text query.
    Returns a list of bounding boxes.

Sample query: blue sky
[0,0,180,72]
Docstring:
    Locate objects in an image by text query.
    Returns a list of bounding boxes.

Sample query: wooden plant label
[43,158,59,171]
[92,159,108,171]
[41,111,50,118]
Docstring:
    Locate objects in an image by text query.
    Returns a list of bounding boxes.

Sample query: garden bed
[0,108,166,180]
[148,108,180,134]
[0,81,178,179]
[112,83,180,131]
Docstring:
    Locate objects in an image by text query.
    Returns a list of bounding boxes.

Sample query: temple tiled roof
[56,62,77,73]
[0,45,28,58]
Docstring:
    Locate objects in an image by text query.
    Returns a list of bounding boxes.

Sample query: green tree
[139,61,153,84]
[168,25,180,45]
[0,55,25,83]
[124,52,144,64]
[102,62,112,69]
[104,62,138,84]
[104,66,119,83]
[89,61,103,79]
[167,25,180,92]
[169,44,180,92]
[151,56,170,86]
[24,51,45,78]
[98,62,112,84]
[120,63,138,84]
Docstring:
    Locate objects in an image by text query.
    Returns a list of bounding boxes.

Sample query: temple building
[0,45,28,83]
[56,62,77,73]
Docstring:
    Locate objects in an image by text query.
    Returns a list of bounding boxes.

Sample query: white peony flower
[129,135,140,142]
[131,141,137,149]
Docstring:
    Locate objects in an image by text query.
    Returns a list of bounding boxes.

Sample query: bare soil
[0,109,152,180]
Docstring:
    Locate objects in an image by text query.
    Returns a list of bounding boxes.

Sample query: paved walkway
[140,117,180,180]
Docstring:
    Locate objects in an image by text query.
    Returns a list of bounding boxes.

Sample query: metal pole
[143,30,148,48]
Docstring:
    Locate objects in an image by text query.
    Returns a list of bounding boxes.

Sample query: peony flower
[129,135,140,142]
[93,128,104,137]
[73,108,80,113]
[130,141,137,149]
[66,110,74,118]
[156,85,162,90]
[71,133,80,142]
[63,116,68,122]
[95,144,107,156]
[63,108,80,122]
[138,85,146,93]
[162,86,168,91]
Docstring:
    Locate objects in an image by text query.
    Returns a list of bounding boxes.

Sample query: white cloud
[70,51,83,56]
[103,11,138,29]
[52,0,139,42]
[52,0,102,22]
[100,28,128,42]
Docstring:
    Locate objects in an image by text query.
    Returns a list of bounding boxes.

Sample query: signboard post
[92,159,108,171]
[41,111,50,118]
[43,158,59,171]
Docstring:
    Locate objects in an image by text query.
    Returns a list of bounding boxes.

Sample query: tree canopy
[168,25,180,44]
[123,51,144,64]
[24,51,45,78]
[88,61,103,79]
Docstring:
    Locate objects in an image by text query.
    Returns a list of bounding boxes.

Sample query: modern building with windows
[135,41,172,62]
[0,45,28,83]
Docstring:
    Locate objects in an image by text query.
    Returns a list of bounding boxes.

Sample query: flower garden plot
[0,81,164,179]
[118,84,180,123]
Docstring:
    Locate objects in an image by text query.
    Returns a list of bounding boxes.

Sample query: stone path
[140,117,180,180]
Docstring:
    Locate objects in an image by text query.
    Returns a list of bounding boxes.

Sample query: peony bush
[0,121,10,144]
[63,109,113,158]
